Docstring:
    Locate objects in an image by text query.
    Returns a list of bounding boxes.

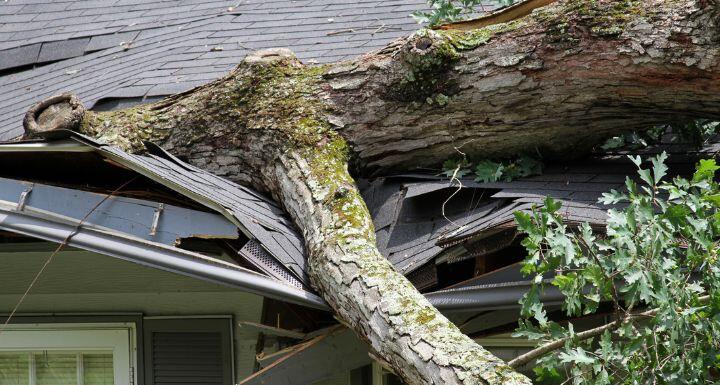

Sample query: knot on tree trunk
[384,30,460,103]
[241,48,302,68]
[23,93,86,139]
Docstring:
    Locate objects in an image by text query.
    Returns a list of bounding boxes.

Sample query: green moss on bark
[532,0,645,44]
[442,19,528,51]
[431,0,647,53]
[80,54,330,153]
[388,30,461,103]
[81,105,173,153]
[231,60,331,146]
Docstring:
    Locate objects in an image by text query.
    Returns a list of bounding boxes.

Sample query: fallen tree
[21,1,720,383]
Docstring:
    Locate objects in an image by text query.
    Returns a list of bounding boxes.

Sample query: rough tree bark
[22,1,720,384]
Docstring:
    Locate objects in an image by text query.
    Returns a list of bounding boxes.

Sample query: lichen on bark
[386,29,461,103]
[282,138,530,385]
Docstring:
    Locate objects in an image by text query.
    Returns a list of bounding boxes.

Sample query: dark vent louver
[151,332,224,385]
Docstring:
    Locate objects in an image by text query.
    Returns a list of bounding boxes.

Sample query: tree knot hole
[415,37,433,51]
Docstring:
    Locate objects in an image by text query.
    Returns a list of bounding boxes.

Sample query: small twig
[0,177,137,334]
[326,29,355,36]
[372,23,387,34]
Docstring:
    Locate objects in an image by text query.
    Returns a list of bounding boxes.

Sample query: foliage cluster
[514,154,720,384]
[600,121,719,152]
[442,155,543,182]
[412,0,515,26]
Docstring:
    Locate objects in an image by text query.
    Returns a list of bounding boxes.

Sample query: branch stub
[23,93,86,139]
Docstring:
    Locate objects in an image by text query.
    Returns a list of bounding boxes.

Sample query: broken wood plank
[435,0,558,31]
[239,321,306,339]
[240,326,370,385]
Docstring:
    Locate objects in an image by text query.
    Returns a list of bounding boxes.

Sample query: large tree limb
[325,0,720,173]
[20,1,720,384]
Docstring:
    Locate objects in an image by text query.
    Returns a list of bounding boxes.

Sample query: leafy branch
[508,295,711,369]
[513,153,720,384]
[599,120,720,153]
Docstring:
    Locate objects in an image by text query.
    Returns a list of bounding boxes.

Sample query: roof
[361,136,711,292]
[0,0,432,140]
[0,132,569,312]
[0,131,311,289]
[0,164,328,309]
[2,0,548,314]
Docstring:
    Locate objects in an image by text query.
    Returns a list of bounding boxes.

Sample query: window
[0,324,134,385]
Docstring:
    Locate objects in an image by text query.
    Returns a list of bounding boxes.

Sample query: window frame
[0,322,137,385]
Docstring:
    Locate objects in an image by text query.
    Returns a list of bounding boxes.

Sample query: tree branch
[436,0,558,31]
[508,295,711,369]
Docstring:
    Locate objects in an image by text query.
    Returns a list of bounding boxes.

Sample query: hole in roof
[0,150,210,211]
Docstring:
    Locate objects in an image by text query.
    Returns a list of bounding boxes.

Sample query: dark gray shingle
[37,37,90,62]
[0,43,41,70]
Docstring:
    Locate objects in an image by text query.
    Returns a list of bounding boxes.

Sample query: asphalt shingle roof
[0,0,430,140]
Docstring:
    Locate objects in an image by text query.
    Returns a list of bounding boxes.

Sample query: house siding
[0,247,264,381]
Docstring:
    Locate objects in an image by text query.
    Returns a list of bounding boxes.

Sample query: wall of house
[0,246,265,381]
[313,372,350,385]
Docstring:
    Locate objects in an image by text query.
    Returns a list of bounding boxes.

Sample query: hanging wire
[442,139,475,230]
[0,177,138,335]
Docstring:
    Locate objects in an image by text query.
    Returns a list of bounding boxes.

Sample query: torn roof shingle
[0,0,237,52]
[94,139,312,288]
[0,0,447,141]
[360,145,710,278]
[0,132,311,290]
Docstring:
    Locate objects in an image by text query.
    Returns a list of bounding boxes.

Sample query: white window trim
[0,322,136,385]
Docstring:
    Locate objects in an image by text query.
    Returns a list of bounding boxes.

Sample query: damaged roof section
[0,127,710,313]
[0,132,310,292]
[0,204,327,309]
[96,141,310,287]
[0,176,238,246]
[360,145,702,293]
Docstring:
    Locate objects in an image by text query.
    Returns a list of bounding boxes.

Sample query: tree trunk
[326,0,720,174]
[23,0,720,384]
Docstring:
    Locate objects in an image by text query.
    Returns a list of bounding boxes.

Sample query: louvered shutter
[144,319,232,385]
